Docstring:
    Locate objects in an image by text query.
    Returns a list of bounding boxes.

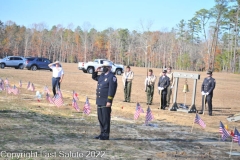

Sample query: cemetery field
[0,63,240,159]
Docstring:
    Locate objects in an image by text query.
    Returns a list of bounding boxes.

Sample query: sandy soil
[0,63,240,159]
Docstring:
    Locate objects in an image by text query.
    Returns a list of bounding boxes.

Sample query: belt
[53,77,60,79]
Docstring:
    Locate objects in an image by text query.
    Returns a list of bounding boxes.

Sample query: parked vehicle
[78,59,124,75]
[24,57,52,71]
[0,56,25,69]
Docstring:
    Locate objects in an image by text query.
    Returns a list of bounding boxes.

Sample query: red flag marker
[37,99,40,102]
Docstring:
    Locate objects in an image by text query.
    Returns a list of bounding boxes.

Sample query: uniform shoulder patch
[113,77,117,82]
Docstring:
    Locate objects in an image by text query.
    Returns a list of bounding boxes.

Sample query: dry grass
[0,63,240,159]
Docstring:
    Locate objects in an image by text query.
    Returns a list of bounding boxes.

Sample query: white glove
[206,92,209,95]
[158,87,163,90]
[201,91,205,95]
[171,85,173,89]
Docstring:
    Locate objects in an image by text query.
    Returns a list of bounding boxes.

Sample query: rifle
[145,67,148,92]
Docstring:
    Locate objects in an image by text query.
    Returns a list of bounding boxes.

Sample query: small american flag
[7,85,12,94]
[32,83,35,91]
[28,83,35,92]
[219,121,230,141]
[27,81,30,89]
[19,80,22,88]
[145,106,154,125]
[44,86,51,94]
[233,128,239,142]
[238,136,240,146]
[73,90,79,101]
[12,85,19,95]
[194,114,206,128]
[134,102,144,120]
[53,93,63,107]
[83,97,91,115]
[4,78,9,85]
[72,98,80,112]
[46,93,54,104]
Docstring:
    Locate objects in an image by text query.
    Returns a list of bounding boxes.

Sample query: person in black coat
[158,70,170,110]
[92,61,118,140]
[198,70,216,116]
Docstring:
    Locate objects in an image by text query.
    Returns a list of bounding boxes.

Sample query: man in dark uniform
[158,70,170,110]
[92,61,118,140]
[198,70,216,116]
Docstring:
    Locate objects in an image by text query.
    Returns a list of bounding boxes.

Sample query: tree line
[0,0,239,73]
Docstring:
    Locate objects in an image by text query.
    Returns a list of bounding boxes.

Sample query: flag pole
[19,87,22,101]
[229,136,234,158]
[11,90,13,101]
[159,90,162,109]
[191,119,195,133]
[203,95,206,115]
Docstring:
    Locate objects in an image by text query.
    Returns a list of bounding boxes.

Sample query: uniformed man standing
[158,70,170,110]
[166,66,175,107]
[122,65,134,102]
[198,70,216,116]
[144,69,156,105]
[92,61,118,140]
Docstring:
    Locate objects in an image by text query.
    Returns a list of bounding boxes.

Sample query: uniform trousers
[97,106,111,137]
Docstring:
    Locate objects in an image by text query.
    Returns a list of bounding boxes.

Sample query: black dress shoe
[99,136,109,140]
[149,103,152,105]
[146,103,149,105]
[94,135,101,139]
[123,100,127,102]
[198,111,203,114]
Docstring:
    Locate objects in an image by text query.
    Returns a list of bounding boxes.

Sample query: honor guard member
[122,65,134,102]
[198,70,216,116]
[92,61,118,140]
[48,61,64,96]
[158,70,170,110]
[166,66,175,107]
[144,69,156,105]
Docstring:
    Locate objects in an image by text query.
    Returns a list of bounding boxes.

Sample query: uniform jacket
[166,72,175,86]
[144,75,156,89]
[92,71,118,106]
[158,76,170,94]
[201,77,216,95]
[122,71,134,87]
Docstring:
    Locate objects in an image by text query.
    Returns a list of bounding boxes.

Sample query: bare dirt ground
[0,63,240,160]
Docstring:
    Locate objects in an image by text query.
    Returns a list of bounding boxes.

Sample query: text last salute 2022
[0,150,106,158]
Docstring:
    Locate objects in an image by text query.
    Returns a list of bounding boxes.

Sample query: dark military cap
[162,70,167,73]
[207,70,212,74]
[126,65,130,68]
